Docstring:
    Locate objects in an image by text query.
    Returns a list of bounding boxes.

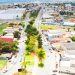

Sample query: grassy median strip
[0,59,7,69]
[0,24,9,34]
[23,55,34,67]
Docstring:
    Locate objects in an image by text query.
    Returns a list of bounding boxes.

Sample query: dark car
[53,70,57,72]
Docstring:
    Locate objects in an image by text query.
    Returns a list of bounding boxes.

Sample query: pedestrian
[56,63,58,68]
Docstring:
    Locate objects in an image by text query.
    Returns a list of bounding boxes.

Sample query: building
[65,3,75,12]
[65,4,72,11]
[0,37,14,42]
[3,27,18,33]
[59,42,75,74]
[41,7,55,24]
[42,30,65,41]
[63,21,75,26]
[0,8,25,20]
[42,13,54,24]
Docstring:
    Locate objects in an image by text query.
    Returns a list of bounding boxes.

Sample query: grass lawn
[69,27,75,31]
[25,55,34,61]
[63,26,75,31]
[25,55,34,66]
[40,24,58,30]
[0,24,9,35]
[0,59,7,69]
[22,55,34,67]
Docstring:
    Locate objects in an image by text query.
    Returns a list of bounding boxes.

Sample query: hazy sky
[0,0,75,3]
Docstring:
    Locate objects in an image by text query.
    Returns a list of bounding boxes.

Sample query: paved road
[34,8,42,31]
[1,30,26,75]
[33,8,60,75]
[41,34,60,75]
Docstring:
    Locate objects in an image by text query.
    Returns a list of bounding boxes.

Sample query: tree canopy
[25,25,39,36]
[71,36,75,42]
[13,31,21,39]
[0,40,18,54]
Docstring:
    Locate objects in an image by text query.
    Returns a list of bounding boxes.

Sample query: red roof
[0,38,14,42]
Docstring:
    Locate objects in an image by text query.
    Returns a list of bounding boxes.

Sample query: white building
[65,4,72,11]
[0,8,25,20]
[63,21,75,26]
[60,42,75,74]
[43,30,64,41]
[42,12,54,24]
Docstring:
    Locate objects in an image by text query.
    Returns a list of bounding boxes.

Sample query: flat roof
[0,8,25,14]
[0,8,25,20]
[62,42,75,50]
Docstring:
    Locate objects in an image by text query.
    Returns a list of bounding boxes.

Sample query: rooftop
[62,42,75,50]
[0,37,14,42]
[0,8,25,20]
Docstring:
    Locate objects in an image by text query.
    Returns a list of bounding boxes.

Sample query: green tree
[25,25,32,35]
[10,41,18,54]
[0,40,5,54]
[26,36,37,53]
[19,22,25,28]
[37,48,46,63]
[25,38,30,45]
[37,35,42,48]
[2,42,10,52]
[74,28,75,31]
[13,31,21,39]
[0,40,18,54]
[9,23,14,27]
[30,10,39,18]
[29,19,35,25]
[25,25,39,36]
[3,32,7,36]
[71,36,75,42]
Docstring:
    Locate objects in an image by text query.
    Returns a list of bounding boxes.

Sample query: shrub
[38,62,44,68]
[13,31,21,39]
[71,36,75,42]
[3,32,7,36]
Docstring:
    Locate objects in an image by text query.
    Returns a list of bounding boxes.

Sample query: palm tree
[37,35,42,48]
[38,48,45,63]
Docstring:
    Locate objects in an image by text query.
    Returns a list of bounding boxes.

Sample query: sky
[0,0,75,3]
